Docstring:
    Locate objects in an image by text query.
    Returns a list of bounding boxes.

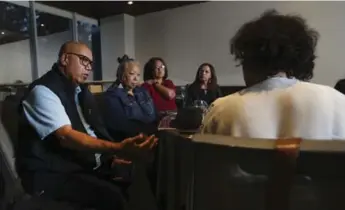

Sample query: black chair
[0,94,26,209]
[189,134,345,210]
[0,93,93,210]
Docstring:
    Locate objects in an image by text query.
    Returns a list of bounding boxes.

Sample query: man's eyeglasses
[66,52,93,70]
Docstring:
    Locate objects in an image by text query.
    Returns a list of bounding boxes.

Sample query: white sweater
[201,77,345,140]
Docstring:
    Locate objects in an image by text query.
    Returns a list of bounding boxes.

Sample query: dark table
[155,130,194,210]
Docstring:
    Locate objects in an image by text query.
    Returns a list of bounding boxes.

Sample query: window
[35,10,73,76]
[0,2,33,83]
[0,2,99,83]
[77,21,102,80]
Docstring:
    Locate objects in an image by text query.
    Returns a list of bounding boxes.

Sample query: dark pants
[22,172,128,210]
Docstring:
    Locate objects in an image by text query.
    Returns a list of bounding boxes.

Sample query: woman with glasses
[186,63,222,107]
[142,57,177,113]
[102,55,158,140]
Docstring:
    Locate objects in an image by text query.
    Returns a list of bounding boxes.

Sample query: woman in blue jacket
[103,55,158,140]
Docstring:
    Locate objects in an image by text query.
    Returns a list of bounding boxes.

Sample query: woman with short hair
[103,55,158,140]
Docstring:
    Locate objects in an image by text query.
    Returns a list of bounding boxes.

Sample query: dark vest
[16,64,113,179]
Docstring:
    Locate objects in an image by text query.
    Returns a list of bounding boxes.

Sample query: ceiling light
[1,32,4,35]
[41,24,44,27]
[128,1,133,5]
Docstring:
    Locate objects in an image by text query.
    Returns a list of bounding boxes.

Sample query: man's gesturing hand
[119,134,158,159]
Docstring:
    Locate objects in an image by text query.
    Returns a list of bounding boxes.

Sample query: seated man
[202,10,345,140]
[16,41,157,210]
[103,55,158,140]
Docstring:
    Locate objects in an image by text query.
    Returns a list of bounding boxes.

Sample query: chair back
[189,134,345,210]
[88,84,103,93]
[0,93,26,206]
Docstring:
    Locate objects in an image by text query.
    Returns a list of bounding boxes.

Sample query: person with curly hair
[142,57,177,113]
[202,10,345,139]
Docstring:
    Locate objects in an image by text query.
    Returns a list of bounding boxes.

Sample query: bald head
[58,41,93,85]
[58,41,90,58]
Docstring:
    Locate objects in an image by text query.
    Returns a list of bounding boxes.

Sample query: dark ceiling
[39,1,205,20]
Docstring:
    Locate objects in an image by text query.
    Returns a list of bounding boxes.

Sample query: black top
[186,84,222,107]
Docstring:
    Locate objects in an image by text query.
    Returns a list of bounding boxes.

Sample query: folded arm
[154,80,176,100]
[103,92,158,138]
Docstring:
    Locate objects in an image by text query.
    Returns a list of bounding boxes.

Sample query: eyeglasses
[155,65,165,70]
[66,52,93,70]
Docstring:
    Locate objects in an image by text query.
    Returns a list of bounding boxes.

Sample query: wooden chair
[88,84,103,93]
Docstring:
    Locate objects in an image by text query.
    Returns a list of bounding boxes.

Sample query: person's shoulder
[164,79,175,85]
[296,82,345,103]
[186,83,197,92]
[298,81,331,89]
[26,85,58,101]
[206,93,240,113]
[134,86,153,100]
[201,94,239,134]
[135,86,149,93]
[298,81,340,94]
[23,85,65,111]
[104,86,125,98]
[141,82,152,89]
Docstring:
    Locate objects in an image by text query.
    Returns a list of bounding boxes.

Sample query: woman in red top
[142,57,177,112]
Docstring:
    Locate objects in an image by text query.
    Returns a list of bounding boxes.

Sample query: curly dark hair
[143,57,169,81]
[190,63,218,90]
[230,10,319,81]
